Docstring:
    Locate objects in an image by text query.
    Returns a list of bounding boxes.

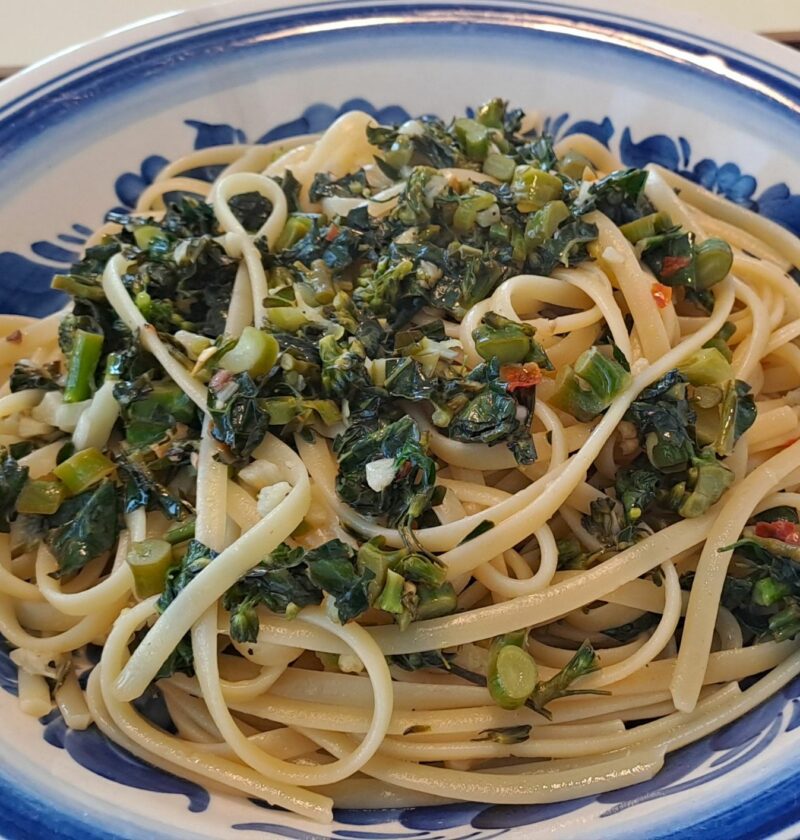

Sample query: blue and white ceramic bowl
[2,1,800,837]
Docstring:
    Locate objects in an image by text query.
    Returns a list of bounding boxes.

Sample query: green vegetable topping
[221,539,375,640]
[163,517,196,545]
[10,99,769,711]
[45,480,119,577]
[551,347,630,421]
[53,447,116,495]
[0,448,29,532]
[474,724,532,744]
[678,347,734,386]
[619,211,672,243]
[453,118,492,161]
[127,538,175,599]
[16,480,65,516]
[472,312,552,367]
[527,640,603,718]
[671,449,734,518]
[511,166,563,212]
[694,237,734,289]
[219,327,279,377]
[640,227,733,292]
[9,360,61,393]
[581,169,651,224]
[482,152,516,182]
[487,632,539,710]
[63,329,104,404]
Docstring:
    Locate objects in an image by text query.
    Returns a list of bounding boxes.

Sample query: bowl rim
[1,1,800,838]
[2,0,800,120]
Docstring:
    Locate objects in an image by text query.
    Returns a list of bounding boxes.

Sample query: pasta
[3,99,800,822]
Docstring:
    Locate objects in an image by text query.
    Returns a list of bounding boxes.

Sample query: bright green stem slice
[511,166,563,212]
[678,347,733,386]
[219,327,279,376]
[377,569,405,614]
[164,517,196,545]
[53,447,115,495]
[482,153,516,182]
[63,330,104,404]
[266,307,308,333]
[127,538,175,599]
[619,211,672,244]
[488,640,539,709]
[694,237,733,289]
[16,480,65,515]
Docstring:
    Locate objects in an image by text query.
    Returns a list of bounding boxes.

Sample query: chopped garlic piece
[365,457,397,492]
[398,119,424,137]
[256,481,292,517]
[191,344,219,376]
[476,205,501,227]
[339,654,365,674]
[239,460,284,490]
[602,246,624,265]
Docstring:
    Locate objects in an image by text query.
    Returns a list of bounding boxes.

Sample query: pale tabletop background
[1,0,800,77]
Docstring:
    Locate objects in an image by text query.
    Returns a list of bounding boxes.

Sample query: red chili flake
[659,255,692,279]
[4,330,22,344]
[394,460,412,481]
[500,362,543,392]
[651,282,672,309]
[209,369,234,391]
[755,520,800,545]
[325,224,340,242]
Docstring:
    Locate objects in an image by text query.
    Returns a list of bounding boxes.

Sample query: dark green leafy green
[579,169,652,224]
[754,506,800,525]
[614,465,664,524]
[582,496,649,549]
[640,227,695,287]
[334,415,437,529]
[228,192,271,232]
[526,640,604,718]
[0,448,28,533]
[390,649,455,671]
[367,118,464,171]
[473,724,532,744]
[155,636,195,680]
[115,376,199,449]
[222,539,375,641]
[208,372,272,461]
[603,613,659,643]
[526,219,598,276]
[9,360,61,393]
[309,169,370,203]
[44,480,119,576]
[625,371,695,472]
[158,539,217,612]
[696,516,800,642]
